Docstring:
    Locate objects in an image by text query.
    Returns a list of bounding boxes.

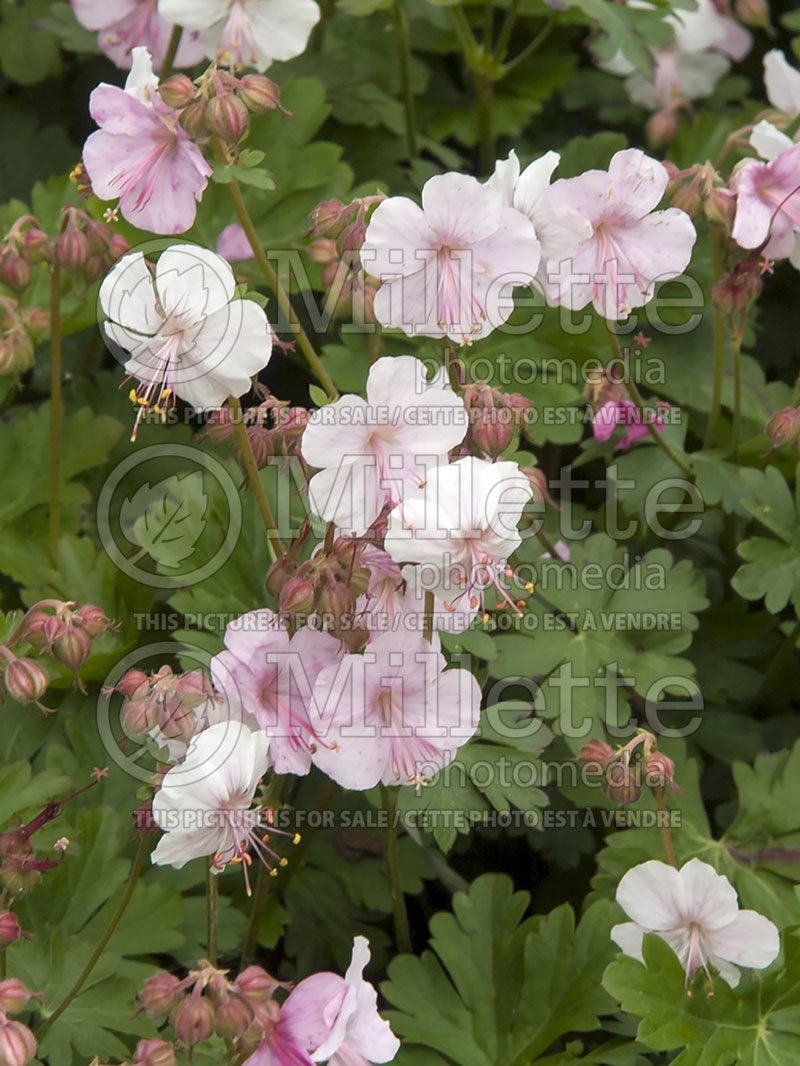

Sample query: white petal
[610,921,646,961]
[750,119,793,162]
[705,911,780,970]
[765,50,800,116]
[677,858,739,930]
[485,150,520,207]
[616,860,684,930]
[156,244,235,324]
[100,251,161,334]
[157,0,227,30]
[124,47,158,102]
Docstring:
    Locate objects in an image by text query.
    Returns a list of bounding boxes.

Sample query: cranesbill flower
[731,129,800,261]
[310,630,481,789]
[611,858,780,989]
[593,398,670,451]
[158,0,320,72]
[544,148,697,320]
[82,47,211,234]
[71,0,204,70]
[764,49,800,117]
[99,243,272,437]
[362,172,541,344]
[384,456,533,619]
[301,355,468,536]
[211,610,343,777]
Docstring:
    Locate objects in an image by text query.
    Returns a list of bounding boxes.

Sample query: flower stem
[503,15,556,73]
[37,836,148,1040]
[48,262,62,565]
[207,858,219,967]
[423,589,434,644]
[729,323,743,460]
[380,784,411,954]
[475,73,495,176]
[159,25,183,81]
[0,947,6,981]
[390,0,418,159]
[493,0,519,60]
[605,323,694,480]
[223,174,339,401]
[228,394,284,562]
[654,786,676,866]
[703,230,726,450]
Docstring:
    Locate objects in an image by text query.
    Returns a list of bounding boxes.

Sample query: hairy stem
[207,858,219,967]
[228,394,284,562]
[703,230,726,450]
[380,784,412,954]
[391,0,418,159]
[729,324,742,459]
[423,589,434,644]
[159,25,183,81]
[475,73,495,176]
[37,836,148,1039]
[654,786,676,866]
[493,0,519,60]
[48,262,62,565]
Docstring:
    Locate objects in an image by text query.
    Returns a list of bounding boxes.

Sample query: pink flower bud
[0,1019,36,1066]
[133,1038,177,1066]
[159,74,196,109]
[82,219,112,255]
[108,233,130,262]
[4,658,48,705]
[206,93,250,143]
[237,74,283,113]
[117,669,149,698]
[765,407,800,450]
[233,966,282,1005]
[711,267,762,314]
[0,980,32,1015]
[132,801,160,837]
[577,739,615,767]
[139,972,184,1018]
[316,575,355,628]
[0,913,21,948]
[20,229,49,264]
[22,609,62,650]
[310,199,350,238]
[605,762,642,807]
[266,555,298,598]
[51,625,92,672]
[671,182,701,218]
[0,256,31,294]
[646,107,677,148]
[470,407,515,459]
[644,752,675,789]
[214,995,254,1040]
[171,995,215,1047]
[734,0,770,28]
[74,603,114,637]
[121,694,159,737]
[306,238,337,264]
[54,230,89,273]
[704,187,735,230]
[179,99,209,139]
[279,576,316,617]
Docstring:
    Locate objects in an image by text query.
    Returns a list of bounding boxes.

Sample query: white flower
[384,456,532,619]
[301,355,468,536]
[151,721,270,879]
[100,244,272,437]
[764,49,800,117]
[611,858,780,988]
[157,0,320,71]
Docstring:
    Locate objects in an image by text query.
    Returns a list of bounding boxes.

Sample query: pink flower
[301,356,468,536]
[362,172,541,343]
[245,937,399,1066]
[592,398,669,451]
[310,630,481,789]
[83,47,211,234]
[71,0,205,70]
[545,148,697,320]
[731,139,800,260]
[216,223,254,262]
[211,610,343,777]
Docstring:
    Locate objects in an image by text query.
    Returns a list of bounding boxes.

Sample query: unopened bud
[20,229,49,264]
[765,407,800,450]
[108,233,130,261]
[711,267,762,314]
[646,107,677,148]
[237,74,282,113]
[605,762,642,807]
[0,1019,36,1066]
[171,995,215,1047]
[316,576,355,626]
[83,219,112,255]
[52,626,92,672]
[279,576,316,617]
[214,995,254,1040]
[577,739,615,767]
[233,966,283,1005]
[179,98,209,139]
[55,229,89,273]
[310,199,350,238]
[734,0,770,28]
[139,972,184,1018]
[266,555,298,598]
[671,182,701,218]
[206,92,249,143]
[470,407,515,458]
[133,1038,177,1066]
[121,695,158,737]
[4,658,48,705]
[74,603,114,637]
[0,980,32,1015]
[0,913,21,948]
[704,187,735,229]
[644,751,675,788]
[117,669,149,697]
[159,74,196,109]
[0,256,31,294]
[306,238,338,264]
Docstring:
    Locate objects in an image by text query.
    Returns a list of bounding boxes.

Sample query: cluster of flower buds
[461,382,533,459]
[0,298,46,378]
[92,1038,178,1066]
[663,162,736,231]
[198,396,310,471]
[139,960,288,1054]
[110,665,217,746]
[711,254,764,317]
[577,730,677,807]
[306,195,385,324]
[158,67,288,148]
[54,207,129,282]
[13,599,117,694]
[267,535,371,650]
[765,405,800,452]
[0,216,49,295]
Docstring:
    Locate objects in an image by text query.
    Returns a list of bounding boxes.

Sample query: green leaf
[121,471,209,571]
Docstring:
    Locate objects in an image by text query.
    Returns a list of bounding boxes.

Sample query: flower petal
[705,910,780,970]
[615,859,684,930]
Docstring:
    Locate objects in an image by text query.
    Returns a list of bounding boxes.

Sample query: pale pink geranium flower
[216,223,254,262]
[764,50,800,117]
[731,126,800,262]
[384,456,533,619]
[612,858,780,989]
[245,937,399,1066]
[593,398,670,451]
[301,356,468,536]
[211,610,342,777]
[158,0,320,71]
[71,0,204,70]
[544,149,697,320]
[83,47,211,234]
[100,244,272,436]
[310,629,481,789]
[362,172,541,343]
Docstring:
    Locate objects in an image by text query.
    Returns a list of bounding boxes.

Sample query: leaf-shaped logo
[119,471,208,570]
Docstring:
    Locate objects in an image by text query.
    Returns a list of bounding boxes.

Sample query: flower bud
[24,306,49,336]
[55,229,89,273]
[711,266,762,314]
[471,407,515,458]
[671,182,701,218]
[22,610,62,650]
[646,107,677,148]
[233,966,282,1005]
[214,995,254,1040]
[108,233,130,261]
[0,980,32,1015]
[117,669,149,698]
[133,1038,177,1066]
[159,74,196,109]
[237,74,282,113]
[605,762,642,807]
[83,219,112,255]
[0,1019,36,1066]
[74,603,114,637]
[20,229,49,264]
[4,658,48,705]
[645,752,675,789]
[266,555,298,598]
[132,801,160,837]
[179,98,209,139]
[122,694,158,738]
[734,0,770,28]
[279,576,316,617]
[316,575,356,628]
[206,92,250,143]
[0,256,31,295]
[765,407,800,450]
[0,913,21,948]
[306,238,337,265]
[577,739,615,767]
[171,995,215,1047]
[139,972,184,1018]
[52,625,92,672]
[310,199,350,238]
[704,187,735,229]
